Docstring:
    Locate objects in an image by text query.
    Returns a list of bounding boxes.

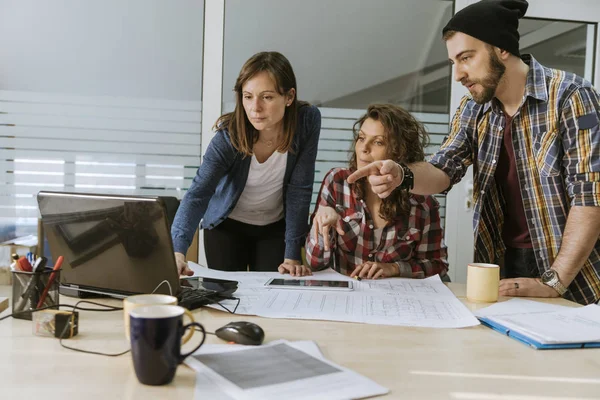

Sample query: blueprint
[188,263,479,328]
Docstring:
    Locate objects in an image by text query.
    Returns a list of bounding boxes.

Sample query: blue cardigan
[171,104,321,261]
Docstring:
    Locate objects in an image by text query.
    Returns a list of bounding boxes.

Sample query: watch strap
[543,270,568,296]
[397,162,414,191]
[552,279,568,296]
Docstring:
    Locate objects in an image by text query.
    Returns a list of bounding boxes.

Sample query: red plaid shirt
[305,168,448,278]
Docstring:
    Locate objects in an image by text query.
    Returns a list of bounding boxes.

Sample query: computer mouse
[215,321,265,345]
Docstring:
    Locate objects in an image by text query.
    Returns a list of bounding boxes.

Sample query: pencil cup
[11,270,60,320]
[466,263,499,303]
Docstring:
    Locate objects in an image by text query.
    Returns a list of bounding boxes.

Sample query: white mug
[466,263,500,303]
[123,294,194,343]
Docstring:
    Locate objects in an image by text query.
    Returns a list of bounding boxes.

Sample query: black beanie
[442,0,529,57]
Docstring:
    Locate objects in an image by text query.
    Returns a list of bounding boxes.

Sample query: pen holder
[11,270,60,320]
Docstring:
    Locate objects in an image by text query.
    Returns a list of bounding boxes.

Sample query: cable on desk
[0,301,123,322]
[0,300,129,357]
[58,300,130,357]
[190,296,242,335]
[213,296,241,314]
[2,284,238,356]
[151,279,173,296]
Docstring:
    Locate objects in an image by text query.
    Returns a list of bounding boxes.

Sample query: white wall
[222,0,453,104]
[0,0,204,100]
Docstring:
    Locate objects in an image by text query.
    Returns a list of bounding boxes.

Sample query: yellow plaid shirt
[430,55,600,305]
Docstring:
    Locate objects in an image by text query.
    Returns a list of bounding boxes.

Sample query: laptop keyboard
[178,287,221,310]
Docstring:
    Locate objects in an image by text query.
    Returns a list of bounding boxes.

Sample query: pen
[354,276,362,281]
[30,257,46,309]
[16,257,47,312]
[36,256,64,309]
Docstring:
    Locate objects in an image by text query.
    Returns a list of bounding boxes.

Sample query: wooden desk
[1,284,599,400]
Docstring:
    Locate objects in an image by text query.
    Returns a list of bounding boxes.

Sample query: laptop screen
[37,191,181,297]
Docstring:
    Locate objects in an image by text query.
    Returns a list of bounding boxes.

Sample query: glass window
[520,19,591,77]
[0,0,203,242]
[223,0,454,227]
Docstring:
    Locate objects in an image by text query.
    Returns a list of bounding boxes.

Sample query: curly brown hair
[349,104,430,221]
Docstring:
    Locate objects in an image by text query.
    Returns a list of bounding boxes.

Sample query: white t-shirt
[373,227,384,246]
[228,151,288,226]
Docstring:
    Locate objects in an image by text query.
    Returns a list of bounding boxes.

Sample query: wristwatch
[396,162,414,191]
[540,269,567,296]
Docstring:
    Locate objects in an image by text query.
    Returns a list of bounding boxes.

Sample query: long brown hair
[350,104,429,220]
[214,51,302,156]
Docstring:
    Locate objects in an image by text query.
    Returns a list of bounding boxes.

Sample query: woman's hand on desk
[174,252,194,276]
[278,259,312,277]
[351,262,399,279]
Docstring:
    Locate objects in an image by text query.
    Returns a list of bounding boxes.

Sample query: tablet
[180,276,239,296]
[265,278,353,291]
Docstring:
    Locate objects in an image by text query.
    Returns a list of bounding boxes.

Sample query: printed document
[186,340,389,400]
[250,287,476,327]
[474,298,569,318]
[192,341,323,400]
[475,299,600,344]
[189,263,479,328]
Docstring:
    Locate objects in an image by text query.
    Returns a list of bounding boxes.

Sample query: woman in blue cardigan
[171,51,321,275]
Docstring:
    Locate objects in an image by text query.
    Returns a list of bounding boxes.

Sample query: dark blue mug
[129,305,205,385]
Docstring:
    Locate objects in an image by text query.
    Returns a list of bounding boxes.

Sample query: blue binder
[478,317,600,350]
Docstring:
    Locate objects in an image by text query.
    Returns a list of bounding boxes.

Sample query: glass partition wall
[4,0,597,278]
[0,0,204,246]
[222,0,454,232]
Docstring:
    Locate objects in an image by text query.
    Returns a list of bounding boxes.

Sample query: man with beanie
[348,0,600,305]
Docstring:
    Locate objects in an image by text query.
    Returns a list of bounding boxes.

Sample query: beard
[469,49,506,104]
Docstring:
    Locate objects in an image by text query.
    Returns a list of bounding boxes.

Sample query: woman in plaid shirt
[279,104,449,280]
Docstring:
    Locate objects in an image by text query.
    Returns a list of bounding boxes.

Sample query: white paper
[194,372,235,400]
[192,341,323,400]
[187,340,388,400]
[485,304,600,344]
[355,274,451,293]
[189,263,479,328]
[189,263,351,286]
[195,340,324,357]
[474,298,569,318]
[187,263,274,315]
[188,264,356,316]
[250,287,478,328]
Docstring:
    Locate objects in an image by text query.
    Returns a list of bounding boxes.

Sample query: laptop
[37,191,237,308]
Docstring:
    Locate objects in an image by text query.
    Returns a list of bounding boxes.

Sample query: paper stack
[475,298,600,349]
[186,340,389,400]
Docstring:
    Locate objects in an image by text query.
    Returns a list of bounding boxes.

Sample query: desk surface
[1,283,599,400]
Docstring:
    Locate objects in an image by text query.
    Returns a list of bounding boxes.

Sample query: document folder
[478,317,600,350]
[475,299,600,350]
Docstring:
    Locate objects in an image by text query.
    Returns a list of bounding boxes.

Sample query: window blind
[0,90,201,235]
